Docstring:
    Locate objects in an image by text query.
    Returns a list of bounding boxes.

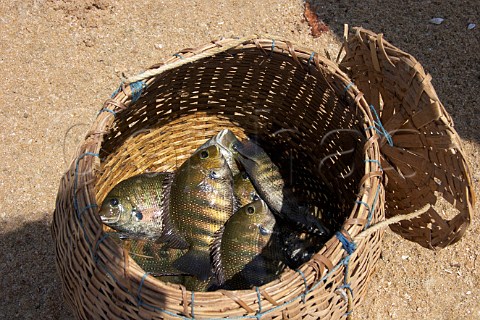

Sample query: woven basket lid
[52,35,386,319]
[340,27,475,249]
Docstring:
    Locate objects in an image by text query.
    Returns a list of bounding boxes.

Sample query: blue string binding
[344,310,354,317]
[369,105,393,146]
[129,81,146,103]
[364,159,383,171]
[295,269,309,303]
[191,291,195,319]
[78,203,98,216]
[343,82,354,94]
[137,273,150,306]
[335,232,357,255]
[255,287,263,316]
[355,200,371,216]
[335,232,356,317]
[93,233,110,263]
[173,53,184,59]
[97,108,117,117]
[111,84,122,98]
[366,184,381,228]
[307,52,315,67]
[338,284,354,299]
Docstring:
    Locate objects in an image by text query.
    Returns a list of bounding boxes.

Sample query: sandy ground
[0,0,478,319]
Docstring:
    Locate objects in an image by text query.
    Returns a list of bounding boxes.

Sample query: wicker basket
[52,29,472,319]
[340,28,475,249]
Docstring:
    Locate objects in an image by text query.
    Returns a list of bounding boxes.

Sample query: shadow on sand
[0,214,74,319]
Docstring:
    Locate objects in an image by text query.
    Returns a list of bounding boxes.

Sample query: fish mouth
[100,214,122,225]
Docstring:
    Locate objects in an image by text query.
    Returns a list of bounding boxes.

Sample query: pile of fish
[100,129,330,291]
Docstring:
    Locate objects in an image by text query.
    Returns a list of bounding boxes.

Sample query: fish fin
[210,225,226,286]
[172,249,212,281]
[156,176,189,249]
[155,231,189,249]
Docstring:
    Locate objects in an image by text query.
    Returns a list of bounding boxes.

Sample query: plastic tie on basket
[137,273,150,307]
[367,184,381,228]
[78,203,98,216]
[367,104,394,146]
[295,269,309,303]
[338,283,354,298]
[335,232,357,255]
[307,52,315,67]
[98,107,117,117]
[343,82,354,94]
[108,80,146,104]
[130,80,146,103]
[270,39,275,57]
[111,84,122,98]
[173,53,184,59]
[364,159,383,172]
[190,291,195,318]
[335,231,356,317]
[255,287,263,315]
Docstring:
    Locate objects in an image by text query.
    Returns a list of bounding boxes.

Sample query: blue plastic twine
[129,81,146,103]
[369,105,393,146]
[335,232,357,255]
[307,52,315,67]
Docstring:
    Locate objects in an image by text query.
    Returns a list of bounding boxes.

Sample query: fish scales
[234,139,330,236]
[233,171,259,209]
[99,172,188,248]
[211,200,286,290]
[170,144,234,281]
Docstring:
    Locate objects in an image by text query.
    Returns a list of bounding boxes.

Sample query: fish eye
[246,206,255,215]
[200,150,209,159]
[231,143,239,152]
[109,198,119,207]
[251,194,260,201]
[241,171,249,180]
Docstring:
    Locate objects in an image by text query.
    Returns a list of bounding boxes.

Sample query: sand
[0,0,478,319]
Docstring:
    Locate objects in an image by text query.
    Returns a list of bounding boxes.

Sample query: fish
[99,172,188,249]
[199,129,241,175]
[169,144,235,281]
[233,171,259,209]
[210,199,286,290]
[108,232,188,283]
[231,138,329,236]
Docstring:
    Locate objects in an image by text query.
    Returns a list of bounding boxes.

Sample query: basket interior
[96,48,368,236]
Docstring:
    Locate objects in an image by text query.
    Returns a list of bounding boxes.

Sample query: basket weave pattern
[340,28,475,249]
[52,34,389,319]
